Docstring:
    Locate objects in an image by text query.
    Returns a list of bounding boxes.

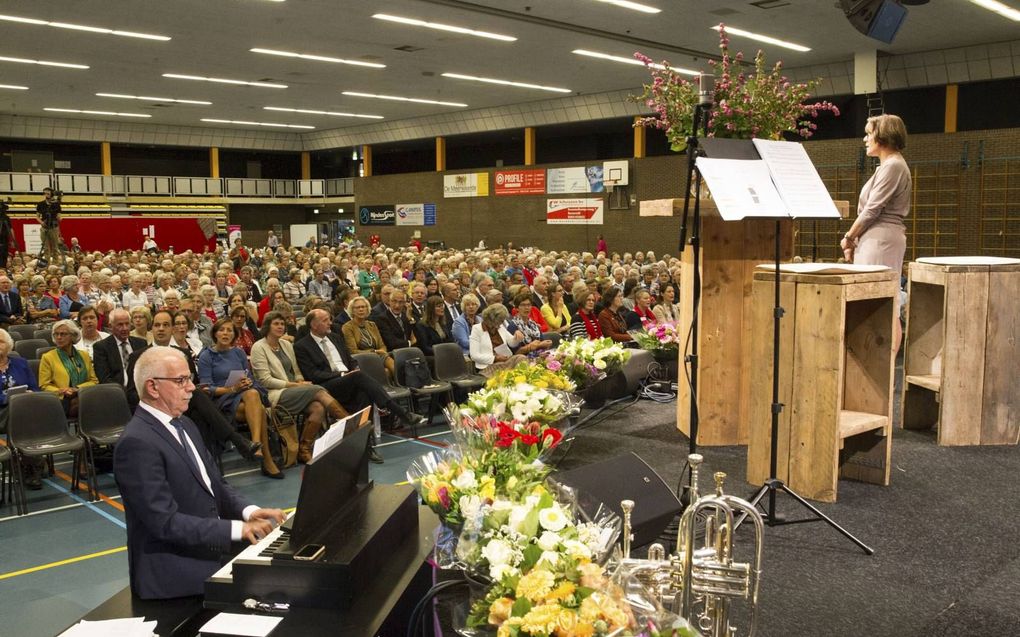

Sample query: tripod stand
[735,220,874,555]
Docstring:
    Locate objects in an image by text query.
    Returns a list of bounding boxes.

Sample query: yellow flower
[543,581,576,603]
[556,609,579,635]
[479,475,496,500]
[577,562,605,589]
[496,617,523,637]
[516,568,556,602]
[568,621,596,637]
[488,597,514,625]
[534,380,548,388]
[532,484,547,497]
[519,603,561,634]
[514,375,527,384]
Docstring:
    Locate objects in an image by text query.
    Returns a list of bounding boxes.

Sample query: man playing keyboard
[114,346,286,599]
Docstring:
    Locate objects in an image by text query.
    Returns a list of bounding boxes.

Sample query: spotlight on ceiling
[840,0,910,44]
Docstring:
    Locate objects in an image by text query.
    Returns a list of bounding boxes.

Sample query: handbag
[403,358,431,389]
[268,404,301,468]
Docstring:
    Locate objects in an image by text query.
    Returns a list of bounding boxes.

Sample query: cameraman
[0,198,16,270]
[36,187,66,265]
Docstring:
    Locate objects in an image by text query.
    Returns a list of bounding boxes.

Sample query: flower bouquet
[544,338,631,390]
[632,321,681,353]
[446,409,567,464]
[486,361,577,393]
[461,383,575,425]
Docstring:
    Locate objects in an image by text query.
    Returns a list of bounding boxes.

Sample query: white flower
[538,550,560,567]
[452,469,477,490]
[563,539,593,560]
[489,563,517,581]
[593,358,607,370]
[482,539,513,566]
[537,531,562,551]
[538,506,568,532]
[491,498,513,512]
[508,504,531,533]
[459,495,483,523]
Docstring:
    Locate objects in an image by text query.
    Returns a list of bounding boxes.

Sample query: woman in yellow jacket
[39,319,99,416]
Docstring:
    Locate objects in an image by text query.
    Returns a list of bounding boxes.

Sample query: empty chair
[392,347,453,427]
[77,384,132,492]
[433,342,486,396]
[14,339,48,359]
[8,324,38,341]
[8,392,95,515]
[352,352,412,407]
[33,329,54,346]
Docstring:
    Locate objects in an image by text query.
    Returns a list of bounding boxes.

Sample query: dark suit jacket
[113,407,250,599]
[93,334,148,385]
[374,310,413,351]
[413,321,453,356]
[0,291,23,323]
[294,332,358,385]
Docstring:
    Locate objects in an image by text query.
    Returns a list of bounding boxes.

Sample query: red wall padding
[12,216,218,253]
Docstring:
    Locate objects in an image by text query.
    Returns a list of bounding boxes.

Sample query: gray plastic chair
[77,384,131,487]
[392,347,453,427]
[14,339,48,359]
[352,352,413,412]
[33,329,54,345]
[35,345,56,359]
[8,324,39,340]
[433,342,486,394]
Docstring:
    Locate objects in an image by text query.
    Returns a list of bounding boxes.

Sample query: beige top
[856,155,911,230]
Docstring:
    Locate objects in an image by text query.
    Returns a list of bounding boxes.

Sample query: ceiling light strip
[0,55,88,69]
[96,92,212,105]
[341,91,467,107]
[711,25,810,52]
[44,108,151,118]
[0,14,170,40]
[441,72,570,93]
[969,0,1020,21]
[250,48,385,68]
[0,84,29,90]
[592,0,661,14]
[572,49,701,75]
[163,73,287,88]
[372,14,516,42]
[201,118,314,129]
[264,106,383,120]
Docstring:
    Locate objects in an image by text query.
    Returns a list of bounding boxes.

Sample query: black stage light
[840,0,909,44]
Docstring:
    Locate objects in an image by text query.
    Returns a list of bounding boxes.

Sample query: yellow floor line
[0,546,127,580]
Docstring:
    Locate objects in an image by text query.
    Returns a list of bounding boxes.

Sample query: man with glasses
[114,346,285,599]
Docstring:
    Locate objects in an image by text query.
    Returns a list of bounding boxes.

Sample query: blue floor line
[42,479,126,530]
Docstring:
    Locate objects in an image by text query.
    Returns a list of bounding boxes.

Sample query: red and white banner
[494,169,546,196]
[546,198,604,225]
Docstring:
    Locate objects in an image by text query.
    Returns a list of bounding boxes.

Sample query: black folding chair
[433,342,486,401]
[77,385,131,493]
[391,347,453,428]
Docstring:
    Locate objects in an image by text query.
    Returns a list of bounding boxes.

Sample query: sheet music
[751,139,840,219]
[199,613,283,636]
[58,617,157,637]
[312,405,371,461]
[694,157,788,220]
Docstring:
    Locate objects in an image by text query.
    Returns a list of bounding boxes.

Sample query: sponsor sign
[443,172,489,198]
[396,203,424,226]
[494,169,546,196]
[358,205,395,225]
[424,203,436,226]
[547,198,604,225]
[546,166,605,194]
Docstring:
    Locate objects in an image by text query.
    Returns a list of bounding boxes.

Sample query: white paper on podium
[752,139,841,219]
[199,612,283,636]
[311,405,371,461]
[694,157,788,220]
[58,617,157,637]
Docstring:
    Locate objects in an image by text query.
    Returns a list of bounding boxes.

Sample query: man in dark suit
[409,282,427,322]
[374,289,413,352]
[369,284,394,321]
[0,275,24,326]
[295,309,426,446]
[114,346,284,599]
[441,282,462,327]
[93,308,147,386]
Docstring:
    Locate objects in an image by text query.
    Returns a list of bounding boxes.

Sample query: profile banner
[494,169,546,196]
[358,205,395,225]
[443,172,489,198]
[546,198,604,225]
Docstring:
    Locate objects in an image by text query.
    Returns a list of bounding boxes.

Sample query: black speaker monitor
[842,0,908,45]
[552,452,683,549]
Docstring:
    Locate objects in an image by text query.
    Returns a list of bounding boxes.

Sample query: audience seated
[39,319,100,416]
[413,295,454,356]
[597,287,635,346]
[470,304,525,376]
[342,295,395,378]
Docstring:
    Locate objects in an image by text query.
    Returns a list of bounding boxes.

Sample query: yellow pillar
[944,84,958,133]
[100,142,112,176]
[362,145,373,177]
[435,136,446,172]
[524,127,536,166]
[633,117,646,158]
[209,147,219,178]
[300,151,311,180]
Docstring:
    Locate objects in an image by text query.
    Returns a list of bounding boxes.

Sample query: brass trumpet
[618,454,764,637]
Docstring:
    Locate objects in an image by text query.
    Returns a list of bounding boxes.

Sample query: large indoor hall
[1,1,1019,637]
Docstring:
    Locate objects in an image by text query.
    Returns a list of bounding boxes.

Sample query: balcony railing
[0,172,354,198]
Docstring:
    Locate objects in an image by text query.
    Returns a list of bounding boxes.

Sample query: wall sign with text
[547,198,604,225]
[396,203,437,226]
[443,172,489,198]
[494,169,546,196]
[359,205,396,225]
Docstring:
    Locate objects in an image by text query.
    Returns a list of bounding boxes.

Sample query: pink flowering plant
[633,320,681,352]
[633,25,840,151]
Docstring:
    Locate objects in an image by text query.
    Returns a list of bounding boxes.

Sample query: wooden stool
[746,266,898,503]
[902,257,1020,446]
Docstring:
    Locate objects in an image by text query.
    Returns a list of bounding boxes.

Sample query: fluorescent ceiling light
[0,14,170,40]
[0,55,89,69]
[969,0,1020,21]
[572,49,701,75]
[264,106,384,120]
[163,73,287,88]
[45,108,150,118]
[441,72,570,93]
[201,118,314,129]
[592,0,661,14]
[250,48,385,68]
[711,25,810,52]
[342,91,467,108]
[372,13,516,42]
[96,92,211,105]
[0,84,29,90]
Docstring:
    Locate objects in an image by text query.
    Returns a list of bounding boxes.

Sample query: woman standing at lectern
[840,114,911,350]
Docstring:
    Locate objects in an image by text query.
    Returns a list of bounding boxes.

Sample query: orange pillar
[524,127,536,166]
[436,136,446,171]
[944,84,958,133]
[101,142,112,176]
[362,145,373,177]
[633,117,646,158]
[300,151,311,179]
[209,147,219,178]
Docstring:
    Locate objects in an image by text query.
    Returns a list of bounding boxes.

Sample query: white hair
[134,346,188,402]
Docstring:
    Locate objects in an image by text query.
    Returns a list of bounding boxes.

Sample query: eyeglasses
[151,375,194,387]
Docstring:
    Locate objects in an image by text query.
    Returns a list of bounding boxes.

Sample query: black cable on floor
[407,579,468,637]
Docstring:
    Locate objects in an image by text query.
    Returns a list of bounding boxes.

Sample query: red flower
[519,434,539,446]
[542,428,563,448]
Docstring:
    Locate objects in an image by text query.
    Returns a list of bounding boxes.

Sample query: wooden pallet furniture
[901,257,1020,446]
[746,266,898,503]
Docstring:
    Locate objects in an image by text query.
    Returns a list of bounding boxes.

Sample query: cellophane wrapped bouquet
[543,338,632,390]
[632,321,682,353]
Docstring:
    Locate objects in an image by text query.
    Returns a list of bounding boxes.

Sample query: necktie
[319,338,338,372]
[450,304,459,319]
[171,418,203,475]
[119,340,130,384]
[1,294,8,313]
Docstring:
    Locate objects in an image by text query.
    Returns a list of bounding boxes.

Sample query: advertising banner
[424,203,436,226]
[547,198,604,225]
[494,169,546,196]
[396,203,424,226]
[546,166,604,194]
[227,225,242,245]
[359,204,396,225]
[443,172,489,198]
